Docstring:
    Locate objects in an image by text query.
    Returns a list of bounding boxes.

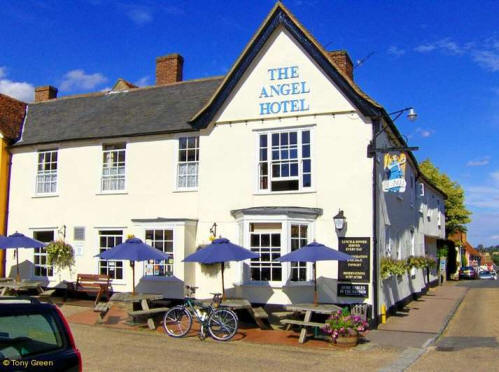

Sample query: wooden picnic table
[0,280,44,296]
[110,292,169,330]
[283,303,342,343]
[201,298,269,329]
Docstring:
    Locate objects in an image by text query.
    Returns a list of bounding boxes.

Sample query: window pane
[280,132,288,145]
[303,174,311,188]
[290,132,297,144]
[302,145,310,158]
[303,159,311,173]
[302,131,310,144]
[272,133,279,146]
[259,134,267,147]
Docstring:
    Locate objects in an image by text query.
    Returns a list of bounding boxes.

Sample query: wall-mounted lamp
[209,223,217,241]
[58,225,67,240]
[333,210,346,231]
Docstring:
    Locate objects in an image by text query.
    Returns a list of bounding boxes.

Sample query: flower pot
[332,334,359,348]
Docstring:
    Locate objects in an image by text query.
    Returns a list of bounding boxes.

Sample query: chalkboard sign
[338,237,370,283]
[338,283,369,298]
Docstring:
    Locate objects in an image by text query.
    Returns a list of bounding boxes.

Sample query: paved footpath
[367,283,468,372]
[408,280,499,372]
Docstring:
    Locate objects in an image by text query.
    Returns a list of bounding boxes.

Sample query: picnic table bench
[282,303,342,343]
[66,274,111,304]
[110,293,169,330]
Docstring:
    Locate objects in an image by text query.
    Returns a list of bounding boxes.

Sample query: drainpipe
[371,117,380,327]
[1,155,12,278]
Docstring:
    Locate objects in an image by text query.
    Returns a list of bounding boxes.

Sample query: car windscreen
[0,307,66,360]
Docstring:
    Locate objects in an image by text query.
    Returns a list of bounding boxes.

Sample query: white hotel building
[5,4,445,322]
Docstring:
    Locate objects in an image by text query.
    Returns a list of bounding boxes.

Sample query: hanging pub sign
[338,283,369,298]
[338,237,370,283]
[382,152,407,193]
[258,65,311,115]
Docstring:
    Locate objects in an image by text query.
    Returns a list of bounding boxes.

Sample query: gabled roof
[111,78,138,91]
[190,2,381,129]
[0,93,26,141]
[15,77,223,147]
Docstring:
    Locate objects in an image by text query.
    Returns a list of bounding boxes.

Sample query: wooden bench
[66,274,111,304]
[128,306,169,330]
[280,319,326,343]
[94,302,111,321]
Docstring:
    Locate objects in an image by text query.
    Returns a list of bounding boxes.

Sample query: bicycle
[162,285,238,341]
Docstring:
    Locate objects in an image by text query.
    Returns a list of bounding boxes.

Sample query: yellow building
[0,93,26,277]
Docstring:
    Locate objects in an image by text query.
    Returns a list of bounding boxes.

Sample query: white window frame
[254,125,315,194]
[35,149,58,195]
[175,136,199,191]
[98,229,124,281]
[143,228,175,277]
[235,214,315,287]
[32,229,55,278]
[101,143,127,193]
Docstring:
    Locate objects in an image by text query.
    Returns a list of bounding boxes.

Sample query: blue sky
[1,0,498,246]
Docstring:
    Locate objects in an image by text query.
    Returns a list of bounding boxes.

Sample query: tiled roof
[15,77,223,147]
[0,93,26,140]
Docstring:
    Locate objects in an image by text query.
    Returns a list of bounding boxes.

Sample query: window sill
[96,191,128,196]
[141,275,182,282]
[173,189,198,193]
[253,189,316,196]
[32,193,59,199]
[241,281,314,289]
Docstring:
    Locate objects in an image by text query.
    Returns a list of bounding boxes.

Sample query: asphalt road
[408,278,499,372]
[71,324,400,372]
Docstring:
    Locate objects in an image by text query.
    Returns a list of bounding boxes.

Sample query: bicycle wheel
[163,306,193,338]
[207,308,238,341]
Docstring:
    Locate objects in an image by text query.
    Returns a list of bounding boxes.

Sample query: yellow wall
[0,137,10,277]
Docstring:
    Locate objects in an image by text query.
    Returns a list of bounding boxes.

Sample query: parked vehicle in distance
[0,297,81,371]
[459,266,477,280]
[479,271,495,280]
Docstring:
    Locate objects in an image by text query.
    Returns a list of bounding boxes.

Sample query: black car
[0,297,81,372]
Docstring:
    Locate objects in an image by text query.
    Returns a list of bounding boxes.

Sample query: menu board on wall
[338,237,370,283]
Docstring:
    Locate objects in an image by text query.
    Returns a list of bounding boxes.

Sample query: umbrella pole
[131,261,135,295]
[221,262,226,301]
[16,248,20,282]
[313,262,318,306]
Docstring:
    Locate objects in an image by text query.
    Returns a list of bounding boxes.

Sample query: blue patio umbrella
[183,238,259,299]
[0,232,47,282]
[97,237,170,294]
[276,241,353,305]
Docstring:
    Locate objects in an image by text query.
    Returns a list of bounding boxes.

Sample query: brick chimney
[327,50,353,81]
[35,86,58,102]
[156,54,184,85]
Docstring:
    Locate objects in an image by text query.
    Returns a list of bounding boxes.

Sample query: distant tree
[477,244,484,251]
[419,159,472,235]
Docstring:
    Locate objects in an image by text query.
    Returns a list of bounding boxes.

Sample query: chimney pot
[327,50,354,81]
[35,86,58,102]
[156,54,184,85]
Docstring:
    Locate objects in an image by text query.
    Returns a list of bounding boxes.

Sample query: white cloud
[472,50,499,72]
[0,66,34,102]
[414,37,499,72]
[414,127,434,138]
[126,7,153,25]
[134,76,150,87]
[388,46,405,57]
[60,69,107,92]
[467,156,490,167]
